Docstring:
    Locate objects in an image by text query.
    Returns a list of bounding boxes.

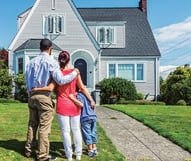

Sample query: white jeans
[57,114,82,159]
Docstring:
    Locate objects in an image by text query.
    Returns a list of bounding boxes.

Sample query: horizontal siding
[88,25,125,48]
[100,57,159,96]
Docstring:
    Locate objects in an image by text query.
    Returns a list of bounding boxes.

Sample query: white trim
[107,62,146,82]
[52,0,56,10]
[86,21,126,26]
[67,0,100,51]
[8,0,41,50]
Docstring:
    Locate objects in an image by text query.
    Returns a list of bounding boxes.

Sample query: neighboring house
[8,0,161,99]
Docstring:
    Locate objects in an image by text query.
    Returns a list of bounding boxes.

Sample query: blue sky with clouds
[0,0,191,78]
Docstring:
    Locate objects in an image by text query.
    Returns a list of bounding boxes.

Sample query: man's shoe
[45,155,57,160]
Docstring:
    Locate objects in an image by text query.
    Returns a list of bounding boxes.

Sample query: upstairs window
[52,0,56,10]
[97,27,114,44]
[43,15,65,35]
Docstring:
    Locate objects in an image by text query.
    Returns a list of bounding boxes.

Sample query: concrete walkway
[96,106,191,161]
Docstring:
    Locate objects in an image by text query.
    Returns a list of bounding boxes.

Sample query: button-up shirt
[25,52,77,95]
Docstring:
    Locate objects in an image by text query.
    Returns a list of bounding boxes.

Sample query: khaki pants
[25,94,55,161]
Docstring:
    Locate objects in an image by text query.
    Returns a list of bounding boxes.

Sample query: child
[69,92,98,158]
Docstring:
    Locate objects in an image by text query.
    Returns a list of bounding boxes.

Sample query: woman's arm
[76,74,95,109]
[30,80,56,95]
[68,94,83,108]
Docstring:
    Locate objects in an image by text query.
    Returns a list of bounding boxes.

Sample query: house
[8,0,161,100]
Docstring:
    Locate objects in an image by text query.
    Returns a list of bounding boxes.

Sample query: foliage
[136,92,144,100]
[160,66,191,105]
[0,62,13,98]
[99,77,137,104]
[117,98,165,105]
[0,48,8,67]
[0,98,20,103]
[14,74,28,103]
[176,99,186,106]
[0,103,125,161]
[104,104,191,153]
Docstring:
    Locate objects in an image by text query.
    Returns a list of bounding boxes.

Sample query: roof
[14,39,62,52]
[78,8,161,57]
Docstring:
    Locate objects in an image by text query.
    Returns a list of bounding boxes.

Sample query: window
[118,64,134,80]
[52,0,56,9]
[108,63,144,81]
[43,15,65,35]
[109,64,116,78]
[137,64,144,80]
[18,58,23,74]
[97,27,114,44]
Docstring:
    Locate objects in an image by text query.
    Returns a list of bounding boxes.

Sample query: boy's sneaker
[93,148,98,155]
[88,150,95,158]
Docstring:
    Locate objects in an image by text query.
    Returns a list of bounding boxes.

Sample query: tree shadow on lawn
[0,139,66,159]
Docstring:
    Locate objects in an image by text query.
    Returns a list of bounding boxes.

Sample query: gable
[78,8,161,57]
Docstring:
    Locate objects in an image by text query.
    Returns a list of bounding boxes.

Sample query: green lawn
[0,103,125,161]
[104,104,191,153]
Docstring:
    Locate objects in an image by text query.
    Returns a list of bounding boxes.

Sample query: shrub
[99,77,137,104]
[14,74,28,103]
[176,100,186,106]
[0,61,13,98]
[0,98,20,103]
[136,92,144,100]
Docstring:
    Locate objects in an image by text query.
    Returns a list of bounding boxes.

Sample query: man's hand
[74,68,80,75]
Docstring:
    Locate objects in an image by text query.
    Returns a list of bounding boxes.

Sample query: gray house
[8,0,160,99]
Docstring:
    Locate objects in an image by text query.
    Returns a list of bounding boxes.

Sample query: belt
[30,92,51,98]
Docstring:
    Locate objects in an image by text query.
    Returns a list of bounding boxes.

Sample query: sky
[0,0,191,78]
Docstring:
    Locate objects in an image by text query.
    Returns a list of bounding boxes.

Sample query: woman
[31,51,95,161]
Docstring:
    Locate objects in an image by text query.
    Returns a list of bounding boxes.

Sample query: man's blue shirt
[25,52,77,94]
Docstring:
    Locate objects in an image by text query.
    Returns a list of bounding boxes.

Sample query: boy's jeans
[81,119,98,145]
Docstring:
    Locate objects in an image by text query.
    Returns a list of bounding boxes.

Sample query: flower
[109,94,118,99]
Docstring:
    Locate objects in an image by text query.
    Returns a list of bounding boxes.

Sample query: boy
[69,92,98,158]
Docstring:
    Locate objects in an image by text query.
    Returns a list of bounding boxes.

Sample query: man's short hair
[40,39,52,51]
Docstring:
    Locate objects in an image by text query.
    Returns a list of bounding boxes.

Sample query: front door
[74,59,87,85]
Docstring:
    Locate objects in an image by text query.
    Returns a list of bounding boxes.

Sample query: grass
[0,103,125,161]
[104,104,191,153]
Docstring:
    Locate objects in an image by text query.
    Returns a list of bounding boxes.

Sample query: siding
[100,57,159,96]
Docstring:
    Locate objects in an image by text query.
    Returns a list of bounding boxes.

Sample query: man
[25,38,79,161]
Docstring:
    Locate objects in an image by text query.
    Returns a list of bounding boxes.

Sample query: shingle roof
[78,8,161,57]
[14,39,62,52]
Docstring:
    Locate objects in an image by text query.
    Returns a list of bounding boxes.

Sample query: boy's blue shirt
[77,92,97,123]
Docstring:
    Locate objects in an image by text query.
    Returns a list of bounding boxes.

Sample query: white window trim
[96,26,115,45]
[107,62,146,82]
[16,56,24,74]
[52,0,56,10]
[43,14,66,35]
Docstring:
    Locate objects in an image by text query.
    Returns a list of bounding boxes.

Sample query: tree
[0,61,13,98]
[160,66,191,105]
[0,48,8,67]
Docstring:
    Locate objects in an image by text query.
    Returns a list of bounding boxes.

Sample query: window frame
[43,15,65,35]
[107,62,146,82]
[16,57,24,74]
[97,26,115,45]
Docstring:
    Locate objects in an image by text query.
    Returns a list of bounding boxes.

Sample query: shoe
[76,155,81,160]
[47,155,57,160]
[67,158,72,161]
[88,150,95,158]
[93,148,98,155]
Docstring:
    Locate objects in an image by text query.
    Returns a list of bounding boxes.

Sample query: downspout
[98,49,102,82]
[155,57,158,102]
